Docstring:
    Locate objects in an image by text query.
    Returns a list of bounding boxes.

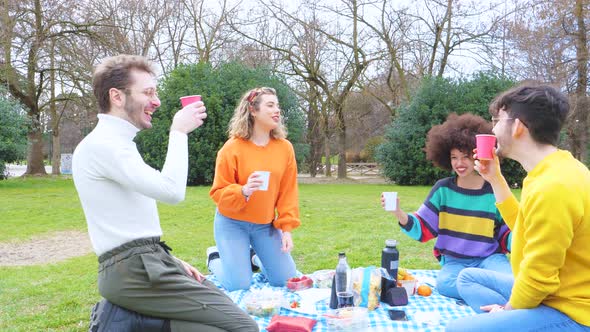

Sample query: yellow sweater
[209,137,300,232]
[497,150,590,325]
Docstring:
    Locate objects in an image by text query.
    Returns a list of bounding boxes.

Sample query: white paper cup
[255,171,270,191]
[383,192,398,211]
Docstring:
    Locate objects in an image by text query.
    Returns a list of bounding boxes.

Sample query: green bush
[361,136,384,162]
[0,90,28,179]
[377,73,526,186]
[136,62,307,185]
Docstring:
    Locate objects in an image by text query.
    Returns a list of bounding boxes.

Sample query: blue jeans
[447,268,590,331]
[209,211,296,291]
[437,253,511,299]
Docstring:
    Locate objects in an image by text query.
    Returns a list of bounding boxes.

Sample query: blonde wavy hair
[228,87,287,139]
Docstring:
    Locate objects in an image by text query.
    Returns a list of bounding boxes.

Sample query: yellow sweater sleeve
[508,182,574,309]
[273,142,300,232]
[496,194,519,230]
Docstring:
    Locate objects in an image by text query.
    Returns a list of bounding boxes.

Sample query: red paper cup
[476,134,496,160]
[179,95,202,107]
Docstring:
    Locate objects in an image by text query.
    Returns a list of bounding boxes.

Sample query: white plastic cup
[383,192,398,211]
[255,171,270,191]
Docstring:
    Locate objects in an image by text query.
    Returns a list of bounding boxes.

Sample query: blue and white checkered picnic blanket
[207,269,476,331]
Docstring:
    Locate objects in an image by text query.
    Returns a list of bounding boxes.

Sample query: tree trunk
[336,104,347,179]
[50,40,61,176]
[324,139,332,177]
[307,108,322,177]
[337,129,347,178]
[323,110,332,177]
[25,122,47,175]
[572,0,588,163]
[24,0,46,176]
[51,131,61,175]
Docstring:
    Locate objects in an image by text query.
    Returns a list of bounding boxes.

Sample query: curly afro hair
[425,113,493,171]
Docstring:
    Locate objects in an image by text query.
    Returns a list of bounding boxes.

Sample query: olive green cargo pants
[97,237,258,332]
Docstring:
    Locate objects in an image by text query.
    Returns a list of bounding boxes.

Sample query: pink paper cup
[476,134,496,160]
[179,95,202,107]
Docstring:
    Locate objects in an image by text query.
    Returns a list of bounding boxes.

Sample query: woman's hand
[380,194,408,225]
[281,231,294,252]
[176,257,205,282]
[242,172,264,197]
[380,194,401,212]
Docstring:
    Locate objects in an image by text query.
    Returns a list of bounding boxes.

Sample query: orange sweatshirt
[209,137,300,232]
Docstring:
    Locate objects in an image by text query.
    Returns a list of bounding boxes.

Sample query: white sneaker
[206,246,219,271]
[250,247,260,272]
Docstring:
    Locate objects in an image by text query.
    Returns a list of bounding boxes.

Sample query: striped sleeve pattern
[402,177,509,261]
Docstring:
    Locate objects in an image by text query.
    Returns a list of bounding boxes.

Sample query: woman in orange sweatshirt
[207,87,300,291]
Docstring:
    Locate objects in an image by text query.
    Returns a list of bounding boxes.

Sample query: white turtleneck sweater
[73,114,188,255]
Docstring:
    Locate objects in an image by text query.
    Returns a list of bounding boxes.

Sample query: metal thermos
[380,239,399,300]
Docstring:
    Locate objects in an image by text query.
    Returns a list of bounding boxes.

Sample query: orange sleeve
[209,145,248,212]
[273,142,300,232]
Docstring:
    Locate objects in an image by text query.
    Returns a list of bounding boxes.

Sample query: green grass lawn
[0,177,442,331]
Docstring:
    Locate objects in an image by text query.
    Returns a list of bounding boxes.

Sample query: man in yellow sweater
[446,83,590,332]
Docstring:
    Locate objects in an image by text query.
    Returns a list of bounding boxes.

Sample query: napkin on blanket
[265,315,317,332]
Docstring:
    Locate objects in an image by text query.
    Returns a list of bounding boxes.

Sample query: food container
[324,307,369,331]
[311,269,335,288]
[243,289,284,317]
[286,276,314,291]
[397,279,417,296]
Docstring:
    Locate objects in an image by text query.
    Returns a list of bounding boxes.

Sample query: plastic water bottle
[380,239,399,300]
[335,252,353,308]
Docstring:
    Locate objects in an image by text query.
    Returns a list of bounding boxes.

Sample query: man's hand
[473,148,513,204]
[176,258,205,282]
[481,302,512,313]
[473,148,503,186]
[171,101,207,134]
[281,231,293,252]
[241,172,264,198]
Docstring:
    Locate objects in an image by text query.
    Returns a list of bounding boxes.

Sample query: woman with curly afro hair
[381,113,512,300]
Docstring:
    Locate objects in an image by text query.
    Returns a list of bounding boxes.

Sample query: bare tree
[87,0,173,57]
[357,1,413,114]
[151,0,190,72]
[567,0,588,162]
[343,90,390,154]
[182,0,240,64]
[0,0,99,175]
[297,81,330,177]
[148,0,241,74]
[232,0,377,178]
[403,0,507,77]
[507,0,589,162]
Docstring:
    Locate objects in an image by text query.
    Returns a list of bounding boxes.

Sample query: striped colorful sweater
[400,177,511,263]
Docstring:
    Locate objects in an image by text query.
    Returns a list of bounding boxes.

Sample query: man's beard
[124,96,145,129]
[124,98,139,118]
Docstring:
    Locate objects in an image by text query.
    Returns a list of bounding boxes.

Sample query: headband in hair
[247,89,261,104]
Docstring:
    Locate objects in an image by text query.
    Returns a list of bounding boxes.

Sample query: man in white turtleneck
[73,55,258,332]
